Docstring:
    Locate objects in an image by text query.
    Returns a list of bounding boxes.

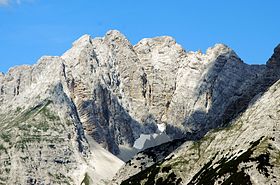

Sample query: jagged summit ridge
[0,30,275,146]
[1,30,239,75]
[0,30,279,185]
[268,44,280,67]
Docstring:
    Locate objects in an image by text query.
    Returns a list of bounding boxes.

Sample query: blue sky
[0,0,279,73]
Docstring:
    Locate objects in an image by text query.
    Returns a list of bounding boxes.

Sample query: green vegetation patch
[0,144,5,151]
[81,173,92,185]
[8,99,62,134]
[168,156,190,170]
[121,155,182,185]
[48,172,72,185]
[187,136,273,185]
[3,99,54,131]
[36,101,60,121]
[277,151,280,165]
[15,107,22,113]
[0,133,11,143]
[34,121,49,132]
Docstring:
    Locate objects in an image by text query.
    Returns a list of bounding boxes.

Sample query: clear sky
[0,0,279,73]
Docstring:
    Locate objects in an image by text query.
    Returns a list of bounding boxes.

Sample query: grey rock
[0,30,279,184]
[267,44,280,67]
[119,77,280,184]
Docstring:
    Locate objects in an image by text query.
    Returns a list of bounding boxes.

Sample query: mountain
[116,64,280,185]
[0,30,279,184]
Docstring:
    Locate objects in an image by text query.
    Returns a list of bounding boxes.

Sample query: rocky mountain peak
[61,34,93,65]
[104,29,132,47]
[136,36,176,47]
[6,65,31,75]
[0,31,280,185]
[72,34,92,46]
[206,43,239,61]
[105,29,126,38]
[135,36,181,50]
[267,44,280,67]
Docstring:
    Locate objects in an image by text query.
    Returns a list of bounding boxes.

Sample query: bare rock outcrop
[119,74,280,185]
[0,30,279,184]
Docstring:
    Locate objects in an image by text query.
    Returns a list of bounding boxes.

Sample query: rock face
[0,30,279,184]
[267,44,280,67]
[113,44,280,185]
[118,75,280,185]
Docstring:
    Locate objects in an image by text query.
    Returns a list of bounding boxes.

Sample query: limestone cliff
[0,30,279,184]
[117,72,280,185]
[113,44,280,185]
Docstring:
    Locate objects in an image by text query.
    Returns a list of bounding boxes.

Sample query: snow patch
[157,123,166,132]
[133,134,153,150]
[133,132,171,151]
